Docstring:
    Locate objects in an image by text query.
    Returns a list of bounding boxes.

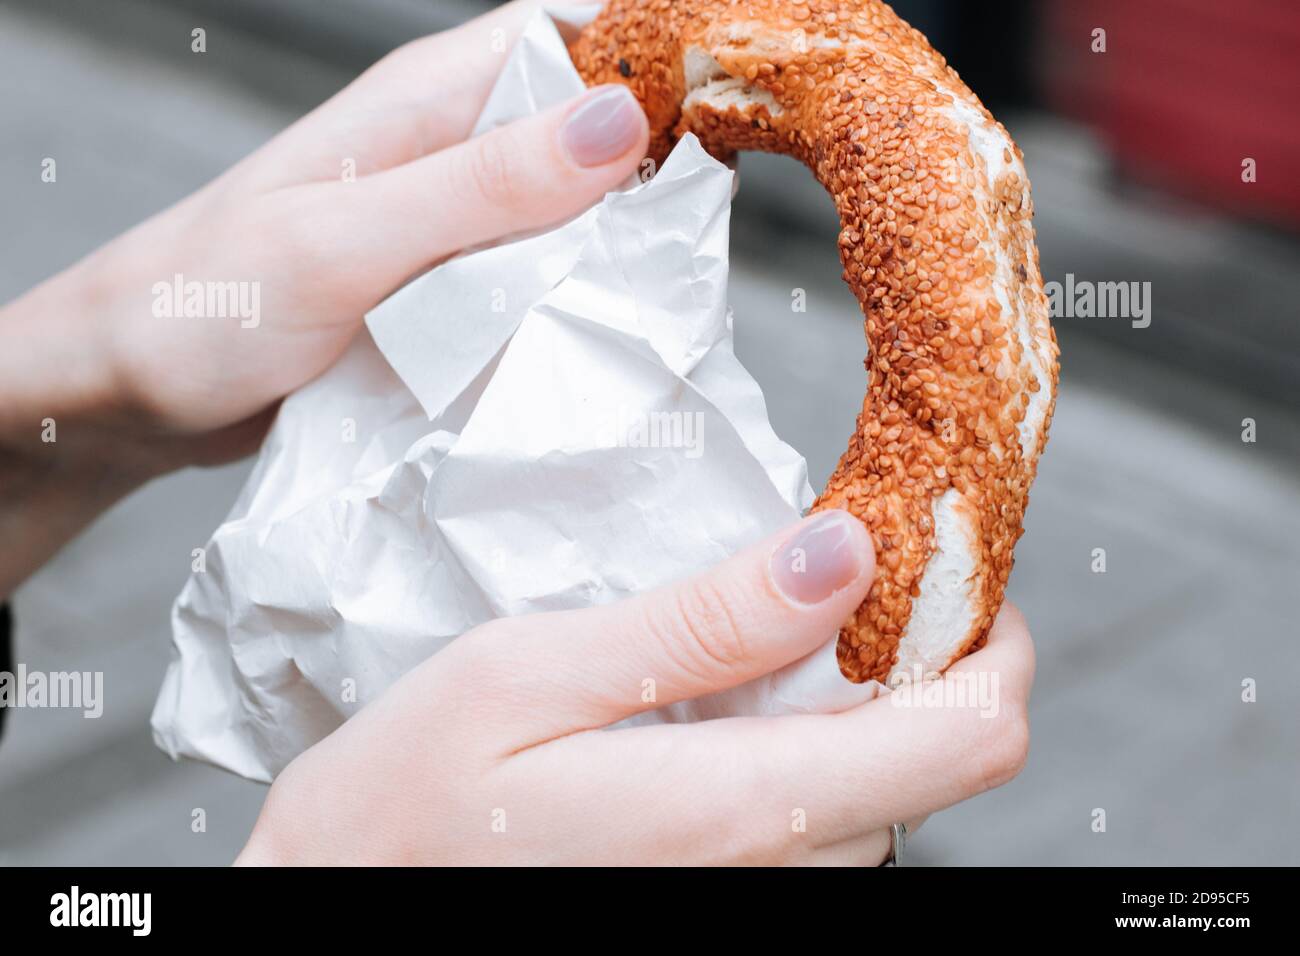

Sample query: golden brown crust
[571,0,1059,683]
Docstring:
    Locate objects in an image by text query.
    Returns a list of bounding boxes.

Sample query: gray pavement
[2,1,1297,866]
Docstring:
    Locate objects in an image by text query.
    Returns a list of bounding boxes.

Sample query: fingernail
[561,85,643,168]
[770,511,865,606]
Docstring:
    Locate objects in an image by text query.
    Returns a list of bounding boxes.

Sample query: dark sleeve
[0,604,10,740]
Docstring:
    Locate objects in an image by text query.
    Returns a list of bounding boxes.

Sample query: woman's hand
[237,510,1033,866]
[0,0,649,594]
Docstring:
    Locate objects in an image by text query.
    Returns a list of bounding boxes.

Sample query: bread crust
[571,0,1058,683]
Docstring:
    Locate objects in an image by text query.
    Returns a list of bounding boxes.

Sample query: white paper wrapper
[151,8,879,783]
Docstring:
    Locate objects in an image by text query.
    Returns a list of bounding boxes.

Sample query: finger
[448,510,876,747]
[251,1,596,184]
[498,611,1024,861]
[343,0,570,150]
[807,829,891,867]
[498,716,911,865]
[306,84,647,290]
[742,602,1034,842]
[806,815,926,866]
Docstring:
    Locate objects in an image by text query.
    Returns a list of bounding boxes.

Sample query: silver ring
[884,822,908,866]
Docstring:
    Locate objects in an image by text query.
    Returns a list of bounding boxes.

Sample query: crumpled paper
[151,7,878,783]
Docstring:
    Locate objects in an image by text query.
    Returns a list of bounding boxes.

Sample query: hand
[237,510,1033,865]
[0,0,649,594]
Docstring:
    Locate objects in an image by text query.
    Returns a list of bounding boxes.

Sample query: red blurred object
[1042,0,1300,227]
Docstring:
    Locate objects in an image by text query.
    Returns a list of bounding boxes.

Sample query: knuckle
[461,132,524,209]
[739,780,809,864]
[456,617,510,659]
[664,577,753,675]
[456,618,529,682]
[687,738,786,864]
[434,619,525,707]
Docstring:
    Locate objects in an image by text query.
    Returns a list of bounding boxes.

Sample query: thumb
[455,510,877,745]
[324,84,648,285]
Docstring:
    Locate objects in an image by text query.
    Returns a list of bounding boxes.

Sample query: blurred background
[2,0,1297,865]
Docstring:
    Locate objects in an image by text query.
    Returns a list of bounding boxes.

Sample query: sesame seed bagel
[570,0,1058,684]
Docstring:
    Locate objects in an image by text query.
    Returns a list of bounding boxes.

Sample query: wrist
[0,261,163,596]
[0,246,190,476]
[0,255,146,450]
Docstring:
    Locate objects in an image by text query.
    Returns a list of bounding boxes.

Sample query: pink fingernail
[561,86,643,168]
[770,511,865,606]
